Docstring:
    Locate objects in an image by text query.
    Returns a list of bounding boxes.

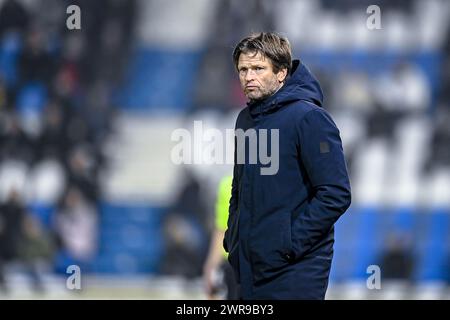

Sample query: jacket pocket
[227,243,240,283]
[290,205,335,261]
[226,209,240,255]
[281,214,293,261]
[250,213,292,283]
[289,204,309,260]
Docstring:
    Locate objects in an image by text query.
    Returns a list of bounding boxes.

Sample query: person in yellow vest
[203,175,239,300]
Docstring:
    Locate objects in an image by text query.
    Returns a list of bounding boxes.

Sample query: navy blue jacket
[224,60,351,299]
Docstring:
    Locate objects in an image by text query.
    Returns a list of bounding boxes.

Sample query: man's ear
[277,68,288,83]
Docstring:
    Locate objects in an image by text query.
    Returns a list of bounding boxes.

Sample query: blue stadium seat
[414,208,450,282]
[0,32,21,87]
[330,205,361,282]
[351,206,386,280]
[331,205,387,282]
[300,50,441,101]
[116,48,201,112]
[16,82,47,117]
[27,202,55,228]
[53,250,93,274]
[92,203,166,274]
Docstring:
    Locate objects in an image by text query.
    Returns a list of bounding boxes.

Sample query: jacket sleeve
[223,123,240,253]
[293,108,351,259]
[223,159,239,253]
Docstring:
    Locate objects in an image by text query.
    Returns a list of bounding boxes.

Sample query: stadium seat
[92,203,165,274]
[116,49,201,112]
[414,208,450,282]
[0,32,21,87]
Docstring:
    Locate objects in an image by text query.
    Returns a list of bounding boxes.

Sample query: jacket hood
[248,60,323,117]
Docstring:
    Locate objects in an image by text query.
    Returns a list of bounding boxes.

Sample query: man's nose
[245,69,256,81]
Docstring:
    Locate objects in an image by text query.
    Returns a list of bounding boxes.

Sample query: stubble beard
[246,79,283,103]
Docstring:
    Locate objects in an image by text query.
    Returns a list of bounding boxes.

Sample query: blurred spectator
[0,189,26,292]
[95,0,137,83]
[32,0,65,44]
[83,79,116,146]
[18,214,54,292]
[65,113,93,149]
[425,104,450,172]
[374,61,431,114]
[369,61,431,141]
[35,101,68,162]
[18,26,55,86]
[160,213,204,278]
[379,232,415,282]
[170,169,210,233]
[0,0,30,38]
[0,113,34,164]
[54,186,98,267]
[0,78,13,111]
[160,169,210,279]
[52,59,81,103]
[65,145,99,204]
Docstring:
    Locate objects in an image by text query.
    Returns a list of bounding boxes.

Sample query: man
[223,32,351,300]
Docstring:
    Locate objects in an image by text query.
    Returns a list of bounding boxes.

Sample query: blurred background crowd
[0,0,449,299]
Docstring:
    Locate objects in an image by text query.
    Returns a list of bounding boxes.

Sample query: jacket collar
[247,60,323,117]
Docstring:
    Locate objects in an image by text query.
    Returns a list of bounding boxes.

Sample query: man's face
[237,51,287,101]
